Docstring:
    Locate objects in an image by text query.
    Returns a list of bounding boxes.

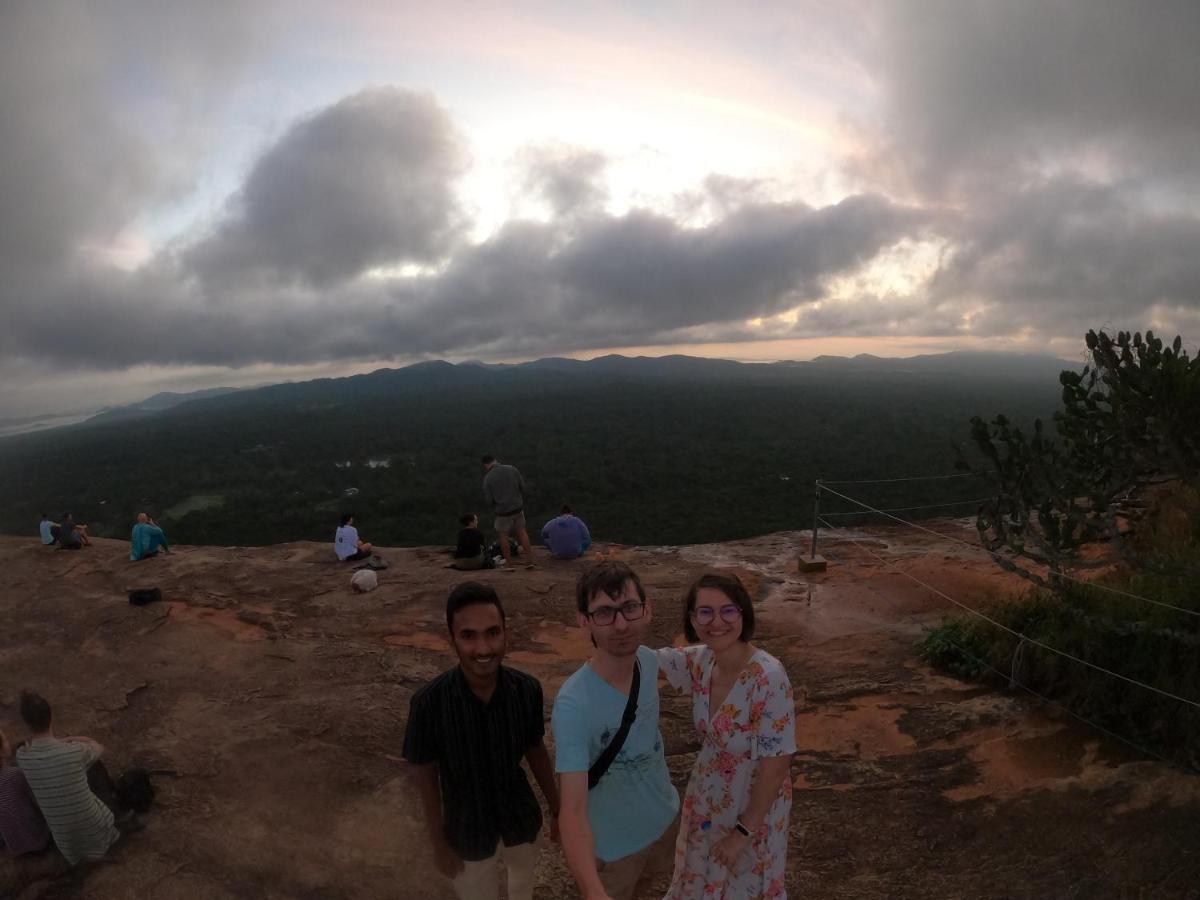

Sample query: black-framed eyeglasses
[690,604,742,626]
[586,601,646,626]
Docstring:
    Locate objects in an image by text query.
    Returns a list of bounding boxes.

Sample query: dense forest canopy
[0,354,1067,548]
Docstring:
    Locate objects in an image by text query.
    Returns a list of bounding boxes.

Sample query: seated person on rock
[129,513,170,561]
[451,513,490,570]
[334,513,373,562]
[57,515,90,550]
[39,514,59,547]
[14,692,128,867]
[0,729,52,858]
[541,505,592,560]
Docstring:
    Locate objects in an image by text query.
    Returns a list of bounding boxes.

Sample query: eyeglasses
[690,605,743,626]
[586,601,646,626]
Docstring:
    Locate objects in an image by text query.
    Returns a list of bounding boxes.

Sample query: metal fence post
[811,479,821,559]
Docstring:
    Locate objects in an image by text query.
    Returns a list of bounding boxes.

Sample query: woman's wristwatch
[734,819,752,837]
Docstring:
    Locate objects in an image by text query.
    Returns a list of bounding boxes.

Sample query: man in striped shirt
[403,582,560,900]
[14,692,120,867]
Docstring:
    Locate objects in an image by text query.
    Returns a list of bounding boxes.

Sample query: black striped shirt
[403,665,544,861]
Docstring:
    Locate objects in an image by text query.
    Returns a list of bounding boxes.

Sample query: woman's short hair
[682,573,755,643]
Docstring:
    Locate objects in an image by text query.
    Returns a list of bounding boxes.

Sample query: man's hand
[431,838,463,879]
[711,829,751,871]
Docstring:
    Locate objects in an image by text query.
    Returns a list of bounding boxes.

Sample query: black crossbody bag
[587,660,640,790]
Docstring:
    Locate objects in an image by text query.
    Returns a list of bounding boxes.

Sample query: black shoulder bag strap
[588,660,640,790]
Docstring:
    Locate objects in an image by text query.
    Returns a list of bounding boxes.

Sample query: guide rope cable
[815,482,1200,619]
[819,472,984,486]
[816,517,1200,711]
[816,544,1191,774]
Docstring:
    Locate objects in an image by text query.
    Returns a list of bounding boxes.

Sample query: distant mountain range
[156,350,1079,415]
[84,387,242,424]
[3,350,1078,439]
[0,349,1075,548]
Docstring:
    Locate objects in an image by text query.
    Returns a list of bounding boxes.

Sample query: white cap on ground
[350,569,378,593]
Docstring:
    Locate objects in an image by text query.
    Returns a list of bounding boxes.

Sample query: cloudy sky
[3,0,1198,416]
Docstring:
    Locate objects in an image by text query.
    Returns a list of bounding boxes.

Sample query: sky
[2,0,1199,416]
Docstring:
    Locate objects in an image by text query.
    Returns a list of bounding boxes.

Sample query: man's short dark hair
[459,513,477,527]
[575,560,645,614]
[19,690,52,732]
[41,513,48,519]
[340,512,354,526]
[481,454,496,466]
[446,581,506,631]
[682,573,755,643]
[561,504,572,514]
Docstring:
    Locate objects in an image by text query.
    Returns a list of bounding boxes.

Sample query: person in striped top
[0,730,51,856]
[14,692,120,867]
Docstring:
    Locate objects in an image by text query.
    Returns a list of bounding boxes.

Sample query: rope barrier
[819,472,984,486]
[820,497,990,517]
[816,543,1191,772]
[815,483,1200,620]
[817,518,1200,711]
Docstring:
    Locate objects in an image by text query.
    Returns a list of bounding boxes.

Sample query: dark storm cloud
[847,0,1200,342]
[184,88,468,289]
[928,177,1200,335]
[0,2,267,275]
[555,194,925,332]
[3,190,926,369]
[8,0,1200,402]
[874,0,1200,194]
[516,145,608,217]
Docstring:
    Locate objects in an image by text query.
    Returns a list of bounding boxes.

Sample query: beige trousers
[451,840,539,900]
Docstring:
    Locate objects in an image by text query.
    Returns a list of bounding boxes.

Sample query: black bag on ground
[115,768,155,813]
[127,588,163,606]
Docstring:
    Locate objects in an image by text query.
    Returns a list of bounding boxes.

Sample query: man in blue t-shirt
[541,505,592,560]
[552,561,678,900]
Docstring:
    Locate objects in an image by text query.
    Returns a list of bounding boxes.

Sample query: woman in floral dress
[657,573,797,899]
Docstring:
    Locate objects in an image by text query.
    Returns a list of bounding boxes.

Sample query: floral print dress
[657,645,797,899]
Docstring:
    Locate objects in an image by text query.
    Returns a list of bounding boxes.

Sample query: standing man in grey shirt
[482,455,535,567]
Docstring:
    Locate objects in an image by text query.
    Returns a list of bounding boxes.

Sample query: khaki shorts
[596,844,653,900]
[452,839,538,900]
[493,511,526,536]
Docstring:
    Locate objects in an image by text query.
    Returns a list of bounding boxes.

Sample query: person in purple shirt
[541,506,592,560]
[0,730,51,857]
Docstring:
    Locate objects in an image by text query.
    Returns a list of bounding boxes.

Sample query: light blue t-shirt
[551,645,679,862]
[39,520,54,544]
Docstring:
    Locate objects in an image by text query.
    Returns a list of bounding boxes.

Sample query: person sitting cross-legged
[39,514,59,547]
[451,514,490,571]
[14,691,129,867]
[334,513,373,562]
[130,513,170,561]
[541,505,592,560]
[57,515,89,550]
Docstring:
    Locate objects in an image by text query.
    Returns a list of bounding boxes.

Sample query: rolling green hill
[0,353,1069,548]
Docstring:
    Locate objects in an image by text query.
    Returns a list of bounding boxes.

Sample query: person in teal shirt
[553,561,678,900]
[130,513,170,561]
